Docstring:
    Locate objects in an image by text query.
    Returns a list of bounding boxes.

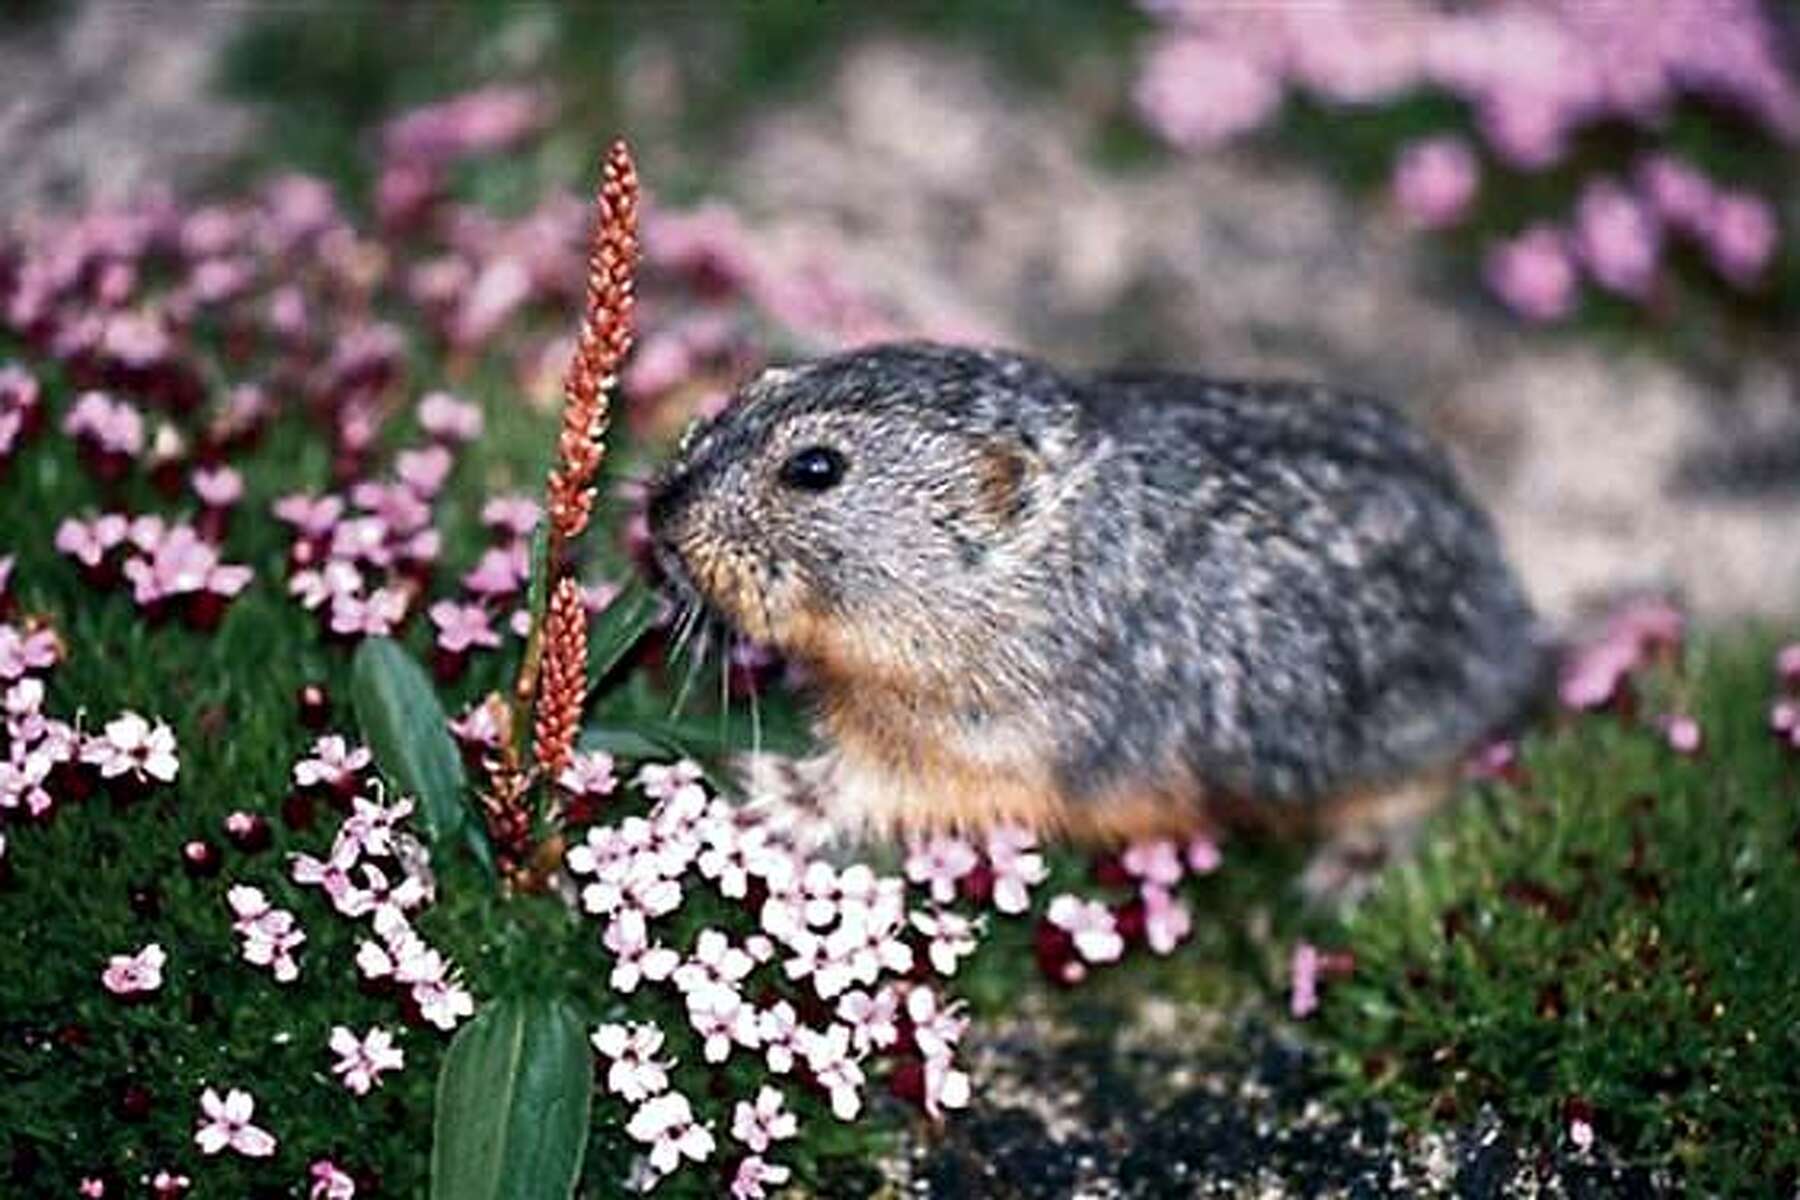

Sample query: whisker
[669,620,710,721]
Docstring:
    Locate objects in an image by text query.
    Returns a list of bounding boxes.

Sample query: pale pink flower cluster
[1560,596,1684,711]
[286,766,470,1032]
[2,617,71,819]
[1136,1,1794,318]
[1138,1,1799,156]
[227,885,306,983]
[0,361,41,466]
[1769,644,1800,753]
[62,390,145,457]
[573,760,975,1190]
[56,511,252,623]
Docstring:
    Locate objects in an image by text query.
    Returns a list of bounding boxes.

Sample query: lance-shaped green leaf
[587,575,662,691]
[351,637,480,857]
[431,996,593,1200]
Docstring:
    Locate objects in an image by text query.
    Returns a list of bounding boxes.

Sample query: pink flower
[1638,155,1714,232]
[416,390,484,442]
[449,698,505,751]
[329,587,410,638]
[273,493,344,538]
[480,494,541,538]
[1122,838,1184,887]
[592,1021,674,1103]
[1391,136,1480,228]
[1661,714,1703,756]
[1484,224,1578,322]
[923,1051,973,1117]
[910,908,982,976]
[1777,644,1800,689]
[309,1159,357,1200]
[84,712,179,783]
[383,85,548,166]
[294,735,371,789]
[56,513,129,568]
[194,1087,277,1158]
[730,1155,792,1200]
[558,748,618,798]
[122,525,253,604]
[1135,35,1282,150]
[626,1090,715,1175]
[0,748,54,816]
[0,623,59,680]
[730,1086,798,1153]
[1046,894,1123,964]
[602,910,679,994]
[757,1001,804,1074]
[800,1024,865,1120]
[429,601,500,654]
[192,465,244,508]
[1142,884,1193,955]
[227,885,306,982]
[1185,834,1222,873]
[329,1025,405,1095]
[905,835,979,904]
[63,391,144,456]
[102,942,167,995]
[396,445,453,497]
[461,543,528,598]
[985,826,1046,913]
[836,986,902,1054]
[1703,191,1778,287]
[1290,941,1320,1018]
[1573,180,1661,299]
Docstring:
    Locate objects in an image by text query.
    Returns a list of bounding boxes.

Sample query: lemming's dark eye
[778,446,847,492]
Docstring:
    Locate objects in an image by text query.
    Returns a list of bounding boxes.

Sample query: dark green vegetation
[1322,638,1800,1191]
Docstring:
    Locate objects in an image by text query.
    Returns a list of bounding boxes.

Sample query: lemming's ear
[971,438,1037,527]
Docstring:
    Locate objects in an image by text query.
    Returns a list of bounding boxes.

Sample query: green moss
[1318,636,1800,1191]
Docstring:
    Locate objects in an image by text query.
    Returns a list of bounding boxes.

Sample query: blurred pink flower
[1046,894,1123,964]
[1637,154,1715,232]
[428,601,500,654]
[417,391,484,443]
[382,85,550,166]
[1135,35,1282,150]
[1290,941,1320,1018]
[1573,180,1661,299]
[309,1160,356,1200]
[1702,191,1778,287]
[1484,224,1578,322]
[192,465,244,508]
[480,494,541,538]
[1391,136,1480,228]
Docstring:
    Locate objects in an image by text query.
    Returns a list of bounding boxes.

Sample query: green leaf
[351,637,480,857]
[523,524,551,649]
[431,996,593,1200]
[586,576,661,693]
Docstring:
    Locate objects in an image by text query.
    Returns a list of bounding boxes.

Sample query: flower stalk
[486,138,638,887]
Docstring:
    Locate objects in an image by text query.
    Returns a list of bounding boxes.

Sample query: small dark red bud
[127,882,162,919]
[116,1083,153,1121]
[181,838,222,878]
[223,811,272,853]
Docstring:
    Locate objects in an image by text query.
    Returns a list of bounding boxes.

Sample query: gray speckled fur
[651,341,1544,816]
